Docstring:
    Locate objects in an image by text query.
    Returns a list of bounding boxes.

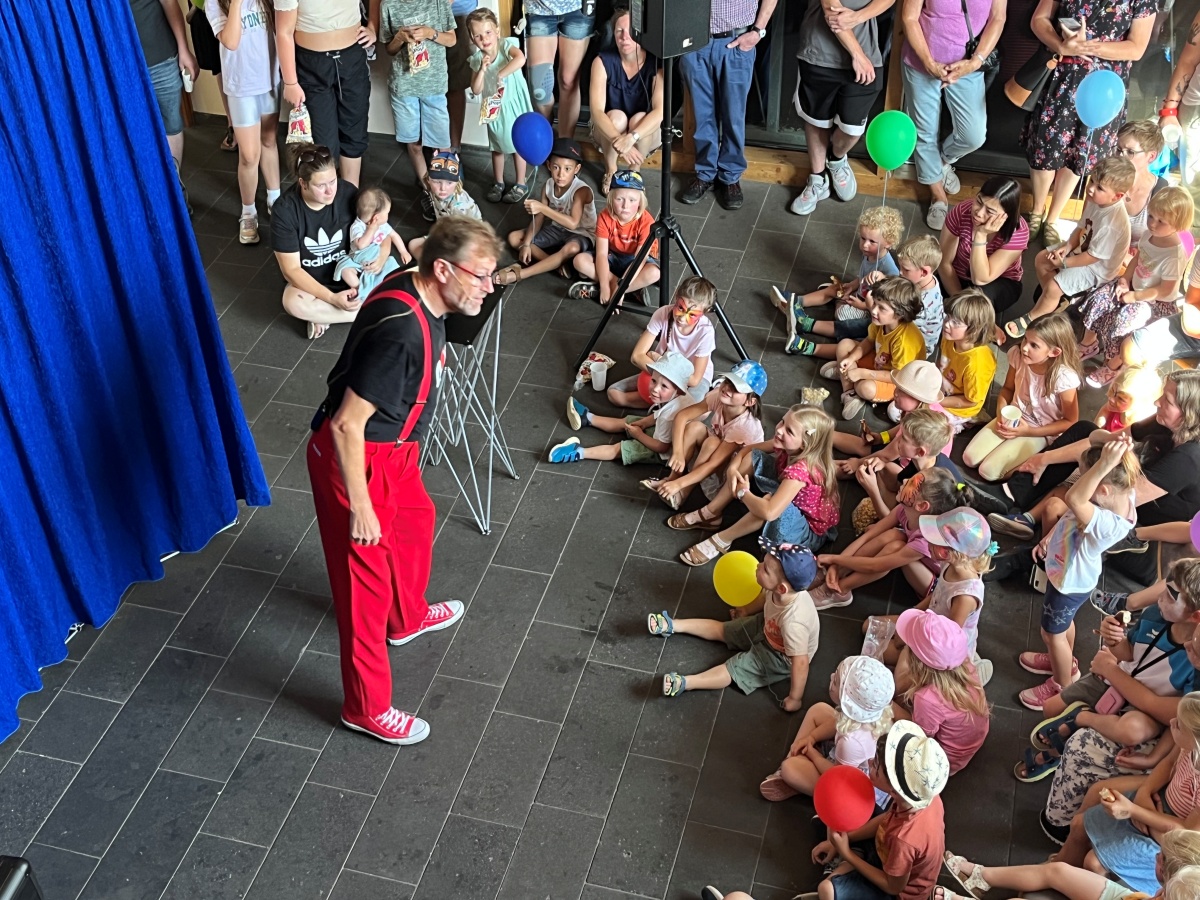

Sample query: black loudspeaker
[0,858,43,900]
[629,0,711,58]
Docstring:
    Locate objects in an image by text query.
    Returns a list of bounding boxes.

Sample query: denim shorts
[390,93,451,148]
[1041,582,1091,634]
[147,55,184,136]
[834,316,871,341]
[526,8,595,40]
[829,845,894,900]
[750,449,829,551]
[610,251,660,277]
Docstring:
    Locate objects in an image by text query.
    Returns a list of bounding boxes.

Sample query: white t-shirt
[1070,199,1131,282]
[763,590,820,658]
[913,282,944,360]
[1132,234,1187,296]
[928,573,984,657]
[1044,504,1136,595]
[650,394,690,459]
[646,306,716,385]
[207,0,279,98]
[1006,347,1082,429]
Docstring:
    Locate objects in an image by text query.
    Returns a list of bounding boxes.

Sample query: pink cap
[895,609,968,671]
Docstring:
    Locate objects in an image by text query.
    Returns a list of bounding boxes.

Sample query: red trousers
[307,422,435,719]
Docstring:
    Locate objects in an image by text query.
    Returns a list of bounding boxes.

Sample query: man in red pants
[307,217,501,744]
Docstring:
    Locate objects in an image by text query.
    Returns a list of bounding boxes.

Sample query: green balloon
[865,110,918,171]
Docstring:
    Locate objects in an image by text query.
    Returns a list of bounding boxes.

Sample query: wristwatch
[736,488,747,500]
[755,27,767,38]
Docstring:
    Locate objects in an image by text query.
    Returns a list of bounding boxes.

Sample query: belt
[712,26,751,39]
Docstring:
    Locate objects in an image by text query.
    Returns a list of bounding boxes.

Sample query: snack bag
[286,104,313,144]
[479,83,504,124]
[408,40,431,72]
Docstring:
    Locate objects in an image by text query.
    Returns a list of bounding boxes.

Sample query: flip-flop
[1014,746,1060,783]
[220,125,237,152]
[1032,701,1088,751]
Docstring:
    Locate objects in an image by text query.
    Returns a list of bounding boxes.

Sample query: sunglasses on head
[299,146,333,165]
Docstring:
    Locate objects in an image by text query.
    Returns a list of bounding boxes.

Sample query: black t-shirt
[898,453,962,483]
[319,273,446,443]
[1131,417,1200,525]
[129,0,178,67]
[270,181,358,289]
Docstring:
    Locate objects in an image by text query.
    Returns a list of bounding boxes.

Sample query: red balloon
[637,371,654,404]
[814,765,876,833]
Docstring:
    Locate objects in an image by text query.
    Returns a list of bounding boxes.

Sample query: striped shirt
[1165,750,1200,819]
[944,199,1029,285]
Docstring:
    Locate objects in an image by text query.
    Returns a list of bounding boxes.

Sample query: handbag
[1005,46,1059,111]
[960,0,1000,89]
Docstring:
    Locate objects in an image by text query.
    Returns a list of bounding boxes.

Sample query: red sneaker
[387,600,465,647]
[342,707,430,745]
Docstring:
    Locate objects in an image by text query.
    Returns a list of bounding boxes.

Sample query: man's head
[420,218,503,316]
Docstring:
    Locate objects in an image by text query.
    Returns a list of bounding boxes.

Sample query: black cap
[549,137,583,163]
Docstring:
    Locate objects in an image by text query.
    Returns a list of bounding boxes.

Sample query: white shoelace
[376,708,412,733]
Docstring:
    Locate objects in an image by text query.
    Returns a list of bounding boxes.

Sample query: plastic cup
[590,361,607,391]
[1000,405,1022,429]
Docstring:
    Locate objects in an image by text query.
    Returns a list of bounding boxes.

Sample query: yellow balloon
[713,551,762,607]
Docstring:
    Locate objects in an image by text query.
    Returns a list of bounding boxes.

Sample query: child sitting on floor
[893,609,991,775]
[775,205,903,358]
[333,186,412,297]
[1017,436,1140,712]
[650,539,821,711]
[671,405,839,564]
[834,360,954,464]
[601,276,716,408]
[811,721,948,900]
[760,655,895,801]
[936,289,998,428]
[825,277,927,420]
[644,360,766,510]
[569,169,661,306]
[549,351,691,467]
[407,152,482,259]
[854,408,958,518]
[896,235,945,361]
[813,468,974,610]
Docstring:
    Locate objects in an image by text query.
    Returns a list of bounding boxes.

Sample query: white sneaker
[926,201,949,231]
[941,162,961,195]
[820,361,841,380]
[841,391,866,420]
[827,155,858,202]
[239,214,260,245]
[790,174,830,215]
[976,658,993,687]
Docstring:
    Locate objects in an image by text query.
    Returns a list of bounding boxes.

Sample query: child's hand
[860,419,878,445]
[1032,535,1049,562]
[399,246,413,265]
[1098,614,1128,646]
[855,465,879,491]
[1100,434,1134,468]
[838,357,855,374]
[861,269,885,287]
[1119,288,1141,304]
[729,606,750,620]
[518,244,534,264]
[781,696,803,712]
[1116,746,1157,770]
[1101,788,1134,820]
[812,841,837,865]
[846,367,870,383]
[524,198,545,216]
[829,831,852,857]
[624,422,643,438]
[1090,645,1120,680]
[837,457,861,476]
[789,734,815,757]
[995,420,1026,439]
[731,470,751,499]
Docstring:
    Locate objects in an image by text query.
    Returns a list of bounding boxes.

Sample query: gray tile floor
[0,118,1098,900]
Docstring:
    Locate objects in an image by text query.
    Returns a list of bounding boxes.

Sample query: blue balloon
[1075,69,1127,129]
[511,112,554,167]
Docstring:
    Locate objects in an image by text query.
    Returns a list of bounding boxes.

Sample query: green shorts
[722,613,792,694]
[1058,673,1123,710]
[619,417,661,465]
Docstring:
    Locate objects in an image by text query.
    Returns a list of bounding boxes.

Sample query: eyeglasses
[944,316,966,329]
[443,259,496,286]
[1116,146,1146,156]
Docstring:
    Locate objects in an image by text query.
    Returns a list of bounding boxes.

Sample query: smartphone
[1059,16,1081,36]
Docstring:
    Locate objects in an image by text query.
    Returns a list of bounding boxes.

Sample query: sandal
[1014,746,1060,783]
[220,125,237,152]
[503,182,530,203]
[943,853,991,899]
[680,534,731,567]
[492,264,522,286]
[647,610,674,636]
[770,285,796,315]
[1043,221,1063,246]
[1028,212,1046,239]
[667,509,723,531]
[486,182,506,203]
[568,280,600,301]
[1032,700,1088,751]
[601,170,614,197]
[306,321,329,340]
[639,477,666,493]
[934,888,972,900]
[662,673,686,697]
[1079,340,1100,361]
[1004,314,1033,340]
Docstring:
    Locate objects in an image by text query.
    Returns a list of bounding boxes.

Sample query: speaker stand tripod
[571,55,749,372]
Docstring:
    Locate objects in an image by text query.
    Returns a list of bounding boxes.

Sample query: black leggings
[941,273,1024,318]
[1004,421,1095,510]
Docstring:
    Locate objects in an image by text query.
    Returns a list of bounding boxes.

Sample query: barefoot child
[671,405,839,564]
[777,205,903,358]
[650,540,821,710]
[645,360,766,510]
[548,351,691,467]
[570,169,661,305]
[1018,437,1140,712]
[604,276,716,407]
[334,187,412,297]
[810,721,949,900]
[495,137,596,285]
[467,8,533,202]
[760,655,895,801]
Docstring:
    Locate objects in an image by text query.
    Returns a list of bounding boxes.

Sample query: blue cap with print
[758,537,818,592]
[716,359,768,397]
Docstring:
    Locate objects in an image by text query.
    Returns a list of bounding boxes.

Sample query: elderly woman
[524,0,594,137]
[938,176,1030,317]
[271,145,379,339]
[1021,0,1156,245]
[901,0,1004,230]
[588,5,663,195]
[276,0,375,187]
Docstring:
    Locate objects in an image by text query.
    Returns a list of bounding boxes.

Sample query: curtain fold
[0,0,270,740]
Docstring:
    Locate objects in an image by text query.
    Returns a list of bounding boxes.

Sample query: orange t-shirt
[596,209,658,258]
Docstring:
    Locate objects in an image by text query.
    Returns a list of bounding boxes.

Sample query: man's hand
[179,46,200,83]
[1017,453,1049,484]
[851,52,876,84]
[825,2,863,32]
[727,29,762,51]
[350,505,382,545]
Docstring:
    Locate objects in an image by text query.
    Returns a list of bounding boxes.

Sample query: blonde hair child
[672,406,840,564]
[963,313,1082,482]
[1083,185,1197,382]
[938,289,998,425]
[569,170,661,306]
[761,655,896,801]
[776,205,904,358]
[896,235,945,360]
[467,8,534,202]
[854,408,955,517]
[1097,366,1163,432]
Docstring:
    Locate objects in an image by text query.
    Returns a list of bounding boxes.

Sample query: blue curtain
[0,1,270,741]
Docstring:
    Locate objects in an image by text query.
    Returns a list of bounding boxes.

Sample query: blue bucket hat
[716,359,768,397]
[759,537,818,592]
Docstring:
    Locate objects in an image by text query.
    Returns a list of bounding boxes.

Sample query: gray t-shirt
[379,0,456,97]
[129,0,178,67]
[797,0,883,70]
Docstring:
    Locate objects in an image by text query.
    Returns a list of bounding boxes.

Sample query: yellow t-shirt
[939,338,997,420]
[868,322,925,373]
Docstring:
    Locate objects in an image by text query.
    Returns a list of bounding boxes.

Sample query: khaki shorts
[619,416,661,465]
[1058,673,1114,709]
[722,614,793,694]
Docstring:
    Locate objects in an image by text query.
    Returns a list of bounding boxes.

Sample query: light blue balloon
[1075,69,1127,129]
